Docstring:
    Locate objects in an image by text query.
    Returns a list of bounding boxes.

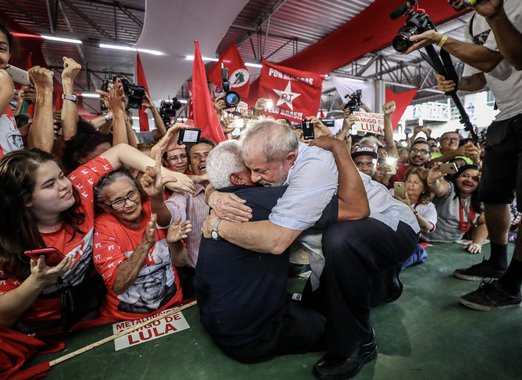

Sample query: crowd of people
[0,0,521,378]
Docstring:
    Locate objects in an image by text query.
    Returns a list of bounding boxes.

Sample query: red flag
[192,41,226,143]
[136,53,150,132]
[208,43,250,99]
[258,60,323,123]
[385,88,418,130]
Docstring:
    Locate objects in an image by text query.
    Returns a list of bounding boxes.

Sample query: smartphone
[177,128,201,145]
[394,182,406,198]
[24,247,65,267]
[301,120,315,140]
[385,157,398,176]
[440,162,458,175]
[5,65,31,85]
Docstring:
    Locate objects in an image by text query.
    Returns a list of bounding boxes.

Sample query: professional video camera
[344,90,362,112]
[221,68,240,108]
[391,0,435,53]
[390,0,480,143]
[159,98,182,126]
[100,76,146,110]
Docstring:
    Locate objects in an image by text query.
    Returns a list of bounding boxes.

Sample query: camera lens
[225,91,240,107]
[392,34,412,53]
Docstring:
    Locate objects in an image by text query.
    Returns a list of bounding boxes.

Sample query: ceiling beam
[4,0,45,28]
[236,0,290,47]
[60,0,114,40]
[115,1,143,28]
[79,0,144,13]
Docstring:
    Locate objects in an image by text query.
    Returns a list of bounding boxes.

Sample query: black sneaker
[460,281,522,311]
[453,260,505,281]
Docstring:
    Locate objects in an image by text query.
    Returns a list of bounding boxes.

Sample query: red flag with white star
[257,60,323,122]
[208,43,250,99]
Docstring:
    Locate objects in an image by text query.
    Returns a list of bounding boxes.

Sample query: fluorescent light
[99,43,165,56]
[185,55,219,62]
[80,92,100,99]
[185,55,261,68]
[245,62,263,68]
[179,99,188,104]
[136,48,165,56]
[41,34,82,44]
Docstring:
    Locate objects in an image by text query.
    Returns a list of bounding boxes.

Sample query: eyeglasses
[166,153,187,162]
[106,190,140,210]
[410,148,430,155]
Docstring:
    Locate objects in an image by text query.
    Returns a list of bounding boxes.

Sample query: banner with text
[112,310,190,351]
[352,112,384,135]
[258,60,323,123]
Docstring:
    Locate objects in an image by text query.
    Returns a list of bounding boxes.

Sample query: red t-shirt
[93,201,183,321]
[0,156,113,324]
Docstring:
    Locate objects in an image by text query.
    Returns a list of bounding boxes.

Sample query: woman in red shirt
[0,142,194,333]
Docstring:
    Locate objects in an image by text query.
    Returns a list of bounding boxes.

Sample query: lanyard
[458,198,475,233]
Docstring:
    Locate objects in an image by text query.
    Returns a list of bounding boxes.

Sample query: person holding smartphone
[393,168,437,268]
[0,83,194,333]
[424,163,488,255]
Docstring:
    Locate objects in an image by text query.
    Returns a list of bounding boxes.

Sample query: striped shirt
[165,184,208,268]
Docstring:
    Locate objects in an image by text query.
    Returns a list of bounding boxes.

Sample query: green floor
[31,243,522,379]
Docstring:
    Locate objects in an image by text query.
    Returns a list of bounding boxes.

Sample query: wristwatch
[211,218,222,240]
[62,93,77,103]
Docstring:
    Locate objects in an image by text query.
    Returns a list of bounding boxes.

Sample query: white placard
[352,112,384,135]
[112,310,190,351]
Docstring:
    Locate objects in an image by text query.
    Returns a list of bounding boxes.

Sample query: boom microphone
[390,0,418,20]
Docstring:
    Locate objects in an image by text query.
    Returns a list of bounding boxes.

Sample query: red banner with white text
[258,60,323,123]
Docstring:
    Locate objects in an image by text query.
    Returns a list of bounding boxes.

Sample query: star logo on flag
[274,81,301,111]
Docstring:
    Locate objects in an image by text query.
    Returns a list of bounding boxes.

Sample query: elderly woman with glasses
[424,163,488,254]
[92,165,192,321]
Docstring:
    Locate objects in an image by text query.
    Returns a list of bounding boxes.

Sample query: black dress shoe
[313,334,377,379]
[385,264,403,303]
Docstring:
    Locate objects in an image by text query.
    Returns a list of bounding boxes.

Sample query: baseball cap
[351,145,378,159]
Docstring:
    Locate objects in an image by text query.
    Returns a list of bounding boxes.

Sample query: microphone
[390,0,417,20]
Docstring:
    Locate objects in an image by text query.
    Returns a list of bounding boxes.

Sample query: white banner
[331,76,375,112]
[352,112,384,135]
[112,310,190,351]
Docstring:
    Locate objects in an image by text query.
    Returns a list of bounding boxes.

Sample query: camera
[100,76,146,110]
[159,98,182,126]
[391,0,435,53]
[344,90,362,112]
[221,68,240,108]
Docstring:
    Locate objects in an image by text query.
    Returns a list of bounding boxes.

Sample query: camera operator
[474,0,522,70]
[405,0,522,310]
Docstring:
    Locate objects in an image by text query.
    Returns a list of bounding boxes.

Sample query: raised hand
[28,66,54,93]
[150,123,187,160]
[167,216,192,243]
[61,57,81,81]
[140,150,165,197]
[383,101,396,115]
[143,213,158,245]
